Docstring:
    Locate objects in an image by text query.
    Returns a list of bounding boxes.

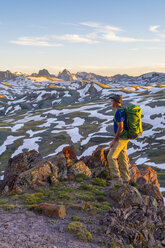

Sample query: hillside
[0,146,164,248]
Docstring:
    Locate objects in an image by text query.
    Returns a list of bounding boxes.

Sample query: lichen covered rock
[36,203,66,218]
[109,184,144,207]
[68,161,91,179]
[101,204,165,248]
[140,166,160,188]
[0,147,91,194]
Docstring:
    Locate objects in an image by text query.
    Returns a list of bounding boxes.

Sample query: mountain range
[0,69,165,182]
[1,68,165,84]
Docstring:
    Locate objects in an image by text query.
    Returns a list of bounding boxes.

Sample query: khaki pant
[107,139,130,181]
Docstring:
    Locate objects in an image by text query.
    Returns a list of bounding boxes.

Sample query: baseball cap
[110,94,122,104]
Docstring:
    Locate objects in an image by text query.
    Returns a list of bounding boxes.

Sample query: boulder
[100,204,165,247]
[68,161,91,179]
[137,183,164,208]
[0,150,66,193]
[0,146,91,194]
[129,165,160,187]
[128,165,164,207]
[12,162,59,193]
[0,150,42,192]
[140,166,160,188]
[80,147,109,177]
[81,147,108,169]
[36,203,66,218]
[109,184,144,208]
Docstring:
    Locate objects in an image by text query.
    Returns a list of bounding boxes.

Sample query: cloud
[102,32,160,42]
[52,34,99,44]
[9,33,99,47]
[149,25,165,39]
[80,22,101,28]
[9,36,63,47]
[9,22,163,48]
[149,25,160,33]
[80,22,160,43]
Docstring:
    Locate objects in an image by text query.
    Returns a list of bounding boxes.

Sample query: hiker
[107,95,131,184]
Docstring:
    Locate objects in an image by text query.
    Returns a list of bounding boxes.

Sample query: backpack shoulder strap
[114,107,125,123]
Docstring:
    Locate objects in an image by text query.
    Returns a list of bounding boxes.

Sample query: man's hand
[110,121,123,148]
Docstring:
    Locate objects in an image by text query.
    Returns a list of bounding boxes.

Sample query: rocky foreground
[0,146,164,248]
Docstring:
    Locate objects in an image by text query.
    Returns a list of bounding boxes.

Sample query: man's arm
[110,121,123,148]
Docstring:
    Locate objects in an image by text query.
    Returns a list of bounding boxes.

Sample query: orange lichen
[11,186,23,194]
[92,148,107,167]
[0,95,5,98]
[65,151,71,164]
[63,146,77,161]
[37,203,66,218]
[140,166,160,188]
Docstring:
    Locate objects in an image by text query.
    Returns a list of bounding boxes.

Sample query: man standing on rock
[107,95,130,185]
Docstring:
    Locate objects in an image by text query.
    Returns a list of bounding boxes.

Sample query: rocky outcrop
[0,146,164,208]
[80,147,109,177]
[0,146,91,194]
[1,150,42,192]
[68,161,91,179]
[139,166,160,188]
[100,205,165,247]
[138,182,164,206]
[81,147,164,208]
[109,184,144,208]
[129,165,164,206]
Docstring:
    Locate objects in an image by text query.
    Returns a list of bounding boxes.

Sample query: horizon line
[1,66,165,78]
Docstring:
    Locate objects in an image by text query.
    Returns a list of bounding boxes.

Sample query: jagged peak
[58,69,77,81]
[38,69,51,77]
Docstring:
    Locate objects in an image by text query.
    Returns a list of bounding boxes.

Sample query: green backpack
[119,105,143,139]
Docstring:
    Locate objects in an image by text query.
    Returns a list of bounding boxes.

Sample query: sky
[1,0,165,76]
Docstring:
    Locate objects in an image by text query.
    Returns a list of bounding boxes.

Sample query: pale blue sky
[1,0,165,75]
